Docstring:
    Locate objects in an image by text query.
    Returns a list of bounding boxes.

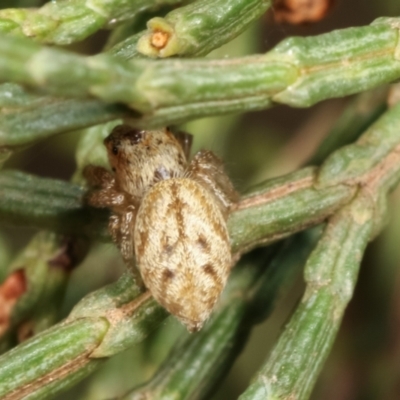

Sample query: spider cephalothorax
[85,125,238,332]
[103,124,188,199]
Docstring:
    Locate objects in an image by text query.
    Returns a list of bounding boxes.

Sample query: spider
[84,125,238,332]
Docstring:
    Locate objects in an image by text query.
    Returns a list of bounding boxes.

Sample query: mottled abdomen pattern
[134,178,231,332]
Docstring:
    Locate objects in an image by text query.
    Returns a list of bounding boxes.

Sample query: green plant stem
[0,232,88,353]
[237,100,400,400]
[0,92,132,149]
[317,100,400,236]
[107,32,144,60]
[0,318,108,400]
[0,169,110,238]
[0,0,187,45]
[0,271,168,399]
[67,272,168,357]
[0,18,399,126]
[239,193,374,400]
[136,0,271,57]
[229,167,355,254]
[1,18,398,151]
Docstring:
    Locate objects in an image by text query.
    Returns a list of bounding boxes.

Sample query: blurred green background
[2,0,400,399]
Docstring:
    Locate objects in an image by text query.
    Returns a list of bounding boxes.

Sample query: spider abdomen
[134,178,231,332]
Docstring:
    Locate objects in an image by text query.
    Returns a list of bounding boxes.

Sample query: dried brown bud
[273,0,336,24]
[0,270,27,335]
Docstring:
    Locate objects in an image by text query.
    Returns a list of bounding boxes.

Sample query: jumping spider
[84,125,238,332]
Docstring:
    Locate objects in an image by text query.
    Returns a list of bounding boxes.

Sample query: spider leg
[83,165,113,187]
[186,150,239,218]
[84,164,124,209]
[85,168,130,210]
[113,205,145,288]
[87,187,128,209]
[108,213,121,245]
[84,165,144,288]
[118,206,136,262]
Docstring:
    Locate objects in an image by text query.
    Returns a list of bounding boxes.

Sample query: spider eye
[112,146,118,155]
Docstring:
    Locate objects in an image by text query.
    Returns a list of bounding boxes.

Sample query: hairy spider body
[104,124,187,199]
[135,178,231,332]
[85,125,238,331]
